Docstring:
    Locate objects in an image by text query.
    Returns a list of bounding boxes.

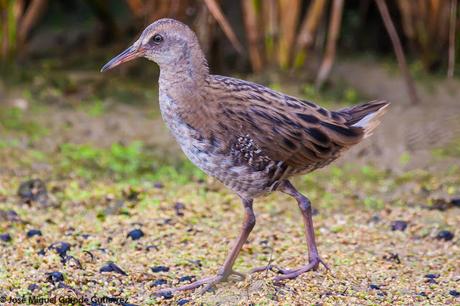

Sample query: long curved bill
[100,45,143,72]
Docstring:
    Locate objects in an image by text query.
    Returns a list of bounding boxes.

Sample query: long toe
[272,257,329,282]
[155,270,246,296]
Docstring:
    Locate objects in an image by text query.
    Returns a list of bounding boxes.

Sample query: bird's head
[101,18,204,72]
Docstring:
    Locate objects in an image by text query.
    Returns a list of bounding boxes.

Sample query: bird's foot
[155,270,245,296]
[250,256,329,281]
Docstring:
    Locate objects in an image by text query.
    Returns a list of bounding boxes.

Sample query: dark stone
[369,284,380,290]
[436,230,454,241]
[146,245,159,252]
[17,179,48,205]
[151,265,169,273]
[178,275,194,283]
[0,209,21,222]
[0,233,12,242]
[27,283,39,291]
[46,271,64,283]
[391,220,408,231]
[177,299,190,305]
[418,292,428,297]
[127,229,144,240]
[49,242,71,257]
[37,248,46,256]
[151,279,167,286]
[451,198,460,207]
[174,202,185,216]
[99,262,127,276]
[157,291,173,299]
[424,273,440,279]
[62,255,82,268]
[383,252,401,264]
[369,215,381,223]
[27,229,42,238]
[449,290,460,297]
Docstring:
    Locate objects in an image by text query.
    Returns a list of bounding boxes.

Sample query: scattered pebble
[151,279,167,286]
[0,233,12,242]
[449,290,460,297]
[157,291,173,299]
[0,209,21,222]
[451,197,460,207]
[49,242,71,257]
[177,299,190,305]
[62,255,82,268]
[369,284,381,290]
[151,265,169,273]
[436,230,454,241]
[46,271,64,283]
[391,220,408,231]
[127,229,144,240]
[418,292,428,297]
[26,229,42,238]
[383,252,401,264]
[27,283,39,291]
[178,275,194,283]
[153,182,164,189]
[369,215,381,223]
[17,179,48,205]
[174,202,185,216]
[425,273,440,279]
[100,262,128,276]
[146,245,159,252]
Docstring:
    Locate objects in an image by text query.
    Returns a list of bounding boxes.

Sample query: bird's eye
[150,34,163,44]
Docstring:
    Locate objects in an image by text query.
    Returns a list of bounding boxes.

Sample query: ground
[0,59,459,305]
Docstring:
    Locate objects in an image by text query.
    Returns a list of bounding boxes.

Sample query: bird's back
[207,75,389,170]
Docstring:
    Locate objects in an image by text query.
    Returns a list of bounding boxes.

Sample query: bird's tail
[338,100,390,138]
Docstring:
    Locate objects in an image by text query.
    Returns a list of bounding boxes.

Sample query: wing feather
[209,76,370,168]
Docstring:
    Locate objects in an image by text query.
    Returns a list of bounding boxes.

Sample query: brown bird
[101,18,389,294]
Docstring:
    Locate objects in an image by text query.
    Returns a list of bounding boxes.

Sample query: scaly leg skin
[251,180,329,281]
[155,198,255,295]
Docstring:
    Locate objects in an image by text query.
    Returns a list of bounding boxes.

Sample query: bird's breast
[158,91,284,198]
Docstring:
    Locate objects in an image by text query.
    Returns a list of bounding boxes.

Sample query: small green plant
[57,142,205,183]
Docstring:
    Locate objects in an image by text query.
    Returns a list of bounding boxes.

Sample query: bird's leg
[251,180,328,280]
[156,198,255,295]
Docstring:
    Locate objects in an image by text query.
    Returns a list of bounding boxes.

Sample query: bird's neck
[158,48,209,95]
[158,49,212,129]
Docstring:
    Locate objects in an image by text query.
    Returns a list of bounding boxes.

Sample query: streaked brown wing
[210,76,365,168]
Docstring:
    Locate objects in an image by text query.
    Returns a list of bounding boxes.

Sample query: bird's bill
[100,45,143,72]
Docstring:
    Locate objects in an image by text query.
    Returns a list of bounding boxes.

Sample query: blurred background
[0,2,459,304]
[1,0,459,176]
